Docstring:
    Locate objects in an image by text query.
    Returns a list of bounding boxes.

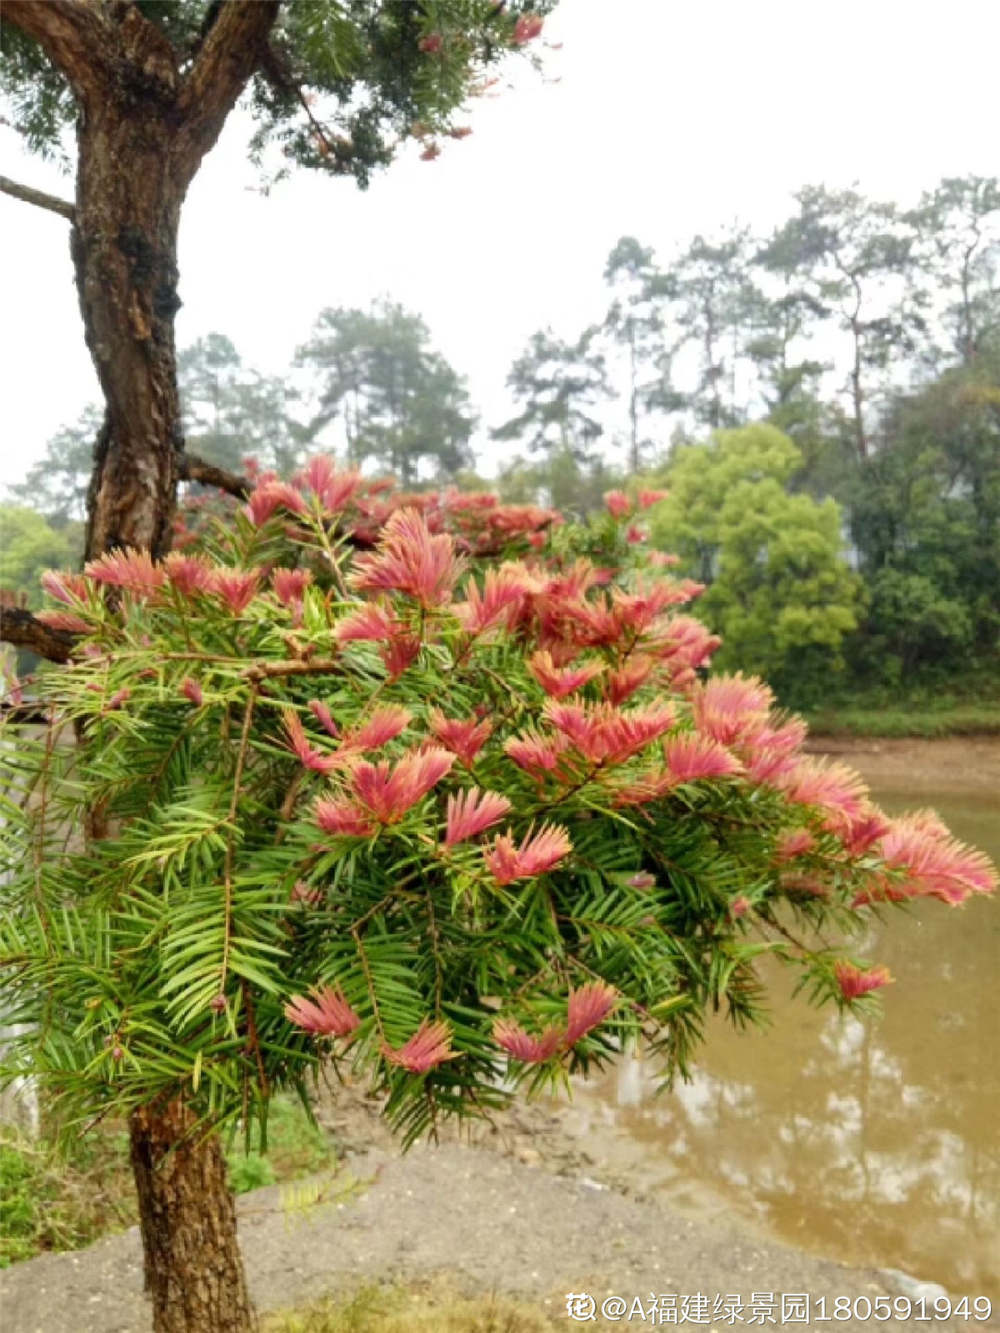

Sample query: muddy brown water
[558,738,1000,1303]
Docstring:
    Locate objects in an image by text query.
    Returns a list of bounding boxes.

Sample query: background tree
[647,425,862,705]
[847,342,1000,682]
[6,405,103,529]
[0,506,78,607]
[757,186,918,462]
[179,333,306,477]
[492,326,611,460]
[0,4,554,1327]
[667,226,756,431]
[906,176,1000,370]
[495,445,621,517]
[295,301,476,487]
[603,236,683,473]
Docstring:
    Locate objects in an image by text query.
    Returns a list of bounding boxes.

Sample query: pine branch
[3,2,114,105]
[180,452,251,501]
[0,174,75,222]
[0,606,75,663]
[175,0,281,185]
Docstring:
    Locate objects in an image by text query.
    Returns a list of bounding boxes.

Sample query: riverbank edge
[803,707,1000,739]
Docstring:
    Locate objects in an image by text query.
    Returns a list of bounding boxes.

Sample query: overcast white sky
[2,0,999,492]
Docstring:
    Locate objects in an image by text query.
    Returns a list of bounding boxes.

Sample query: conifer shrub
[1,463,995,1149]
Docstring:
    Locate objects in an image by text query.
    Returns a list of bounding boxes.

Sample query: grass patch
[225,1092,334,1193]
[0,1122,135,1266]
[262,1282,558,1332]
[804,702,1000,738]
[0,1093,336,1268]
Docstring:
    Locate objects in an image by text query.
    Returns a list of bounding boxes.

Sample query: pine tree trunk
[130,1100,258,1333]
[2,10,281,1330]
[73,103,186,562]
[75,68,259,1333]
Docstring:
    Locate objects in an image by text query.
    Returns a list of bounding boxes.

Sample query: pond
[560,738,1000,1300]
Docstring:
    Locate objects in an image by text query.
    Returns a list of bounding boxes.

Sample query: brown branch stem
[0,174,75,221]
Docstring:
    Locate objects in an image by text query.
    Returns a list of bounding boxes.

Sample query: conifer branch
[0,174,75,221]
[0,605,76,662]
[220,684,258,995]
[180,453,251,501]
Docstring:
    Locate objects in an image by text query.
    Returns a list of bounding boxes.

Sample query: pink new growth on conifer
[778,758,869,834]
[543,699,675,766]
[245,481,306,525]
[334,602,400,643]
[492,1018,564,1064]
[85,549,165,597]
[605,655,656,705]
[381,633,422,681]
[181,677,203,706]
[382,1019,457,1073]
[349,746,455,823]
[284,985,361,1037]
[693,673,774,747]
[41,570,88,604]
[429,711,493,766]
[503,727,571,780]
[314,796,376,838]
[513,12,544,43]
[664,733,743,784]
[349,507,464,608]
[774,828,816,862]
[603,489,631,518]
[350,705,412,750]
[484,823,572,885]
[272,567,313,607]
[455,566,537,634]
[444,788,512,847]
[308,700,339,738]
[36,610,92,634]
[209,567,262,615]
[528,650,604,698]
[299,457,361,514]
[564,982,617,1046]
[283,710,339,774]
[833,962,893,1000]
[842,806,892,856]
[865,817,999,906]
[164,552,214,596]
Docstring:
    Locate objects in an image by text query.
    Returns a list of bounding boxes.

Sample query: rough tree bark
[130,1100,258,1333]
[2,5,280,1330]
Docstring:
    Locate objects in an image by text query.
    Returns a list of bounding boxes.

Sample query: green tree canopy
[648,425,862,703]
[0,505,79,607]
[295,300,477,487]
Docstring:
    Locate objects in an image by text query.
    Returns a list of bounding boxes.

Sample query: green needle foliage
[1,466,996,1153]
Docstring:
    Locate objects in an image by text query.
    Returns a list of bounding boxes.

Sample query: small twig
[425,887,444,1017]
[220,685,258,992]
[352,928,385,1042]
[241,979,270,1098]
[244,658,341,681]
